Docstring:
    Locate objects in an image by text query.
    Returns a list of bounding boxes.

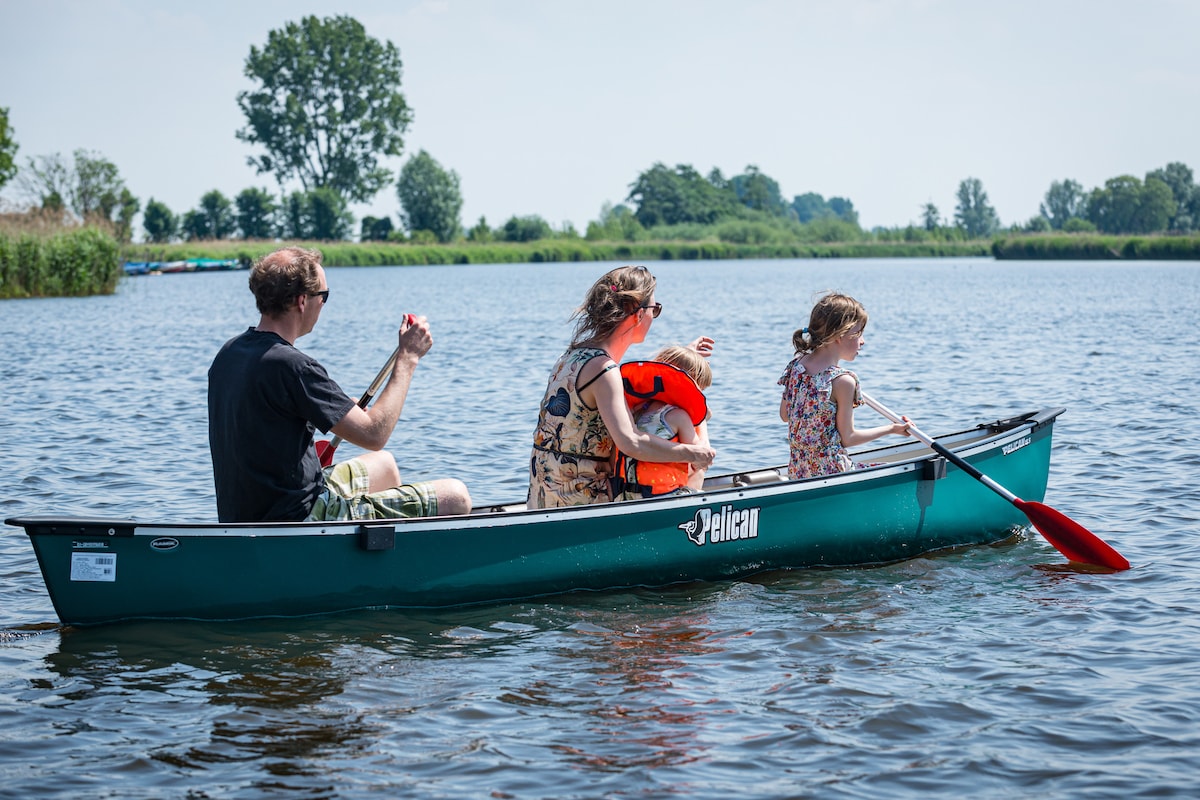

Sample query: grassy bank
[0,227,121,298]
[993,234,1200,260]
[123,238,993,267]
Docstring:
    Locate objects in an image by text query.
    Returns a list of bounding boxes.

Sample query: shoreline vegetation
[2,226,1199,299]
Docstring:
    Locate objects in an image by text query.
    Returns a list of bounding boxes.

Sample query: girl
[527,266,716,508]
[778,292,912,479]
[617,343,714,499]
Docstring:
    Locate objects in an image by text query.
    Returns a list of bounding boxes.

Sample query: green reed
[0,227,121,299]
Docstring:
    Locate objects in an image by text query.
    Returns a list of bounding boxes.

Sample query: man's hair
[248,247,324,317]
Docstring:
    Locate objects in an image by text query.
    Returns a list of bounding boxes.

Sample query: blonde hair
[651,344,712,390]
[569,265,656,347]
[791,291,868,354]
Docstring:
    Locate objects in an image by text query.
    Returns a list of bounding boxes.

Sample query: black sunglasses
[640,302,662,318]
[309,289,330,304]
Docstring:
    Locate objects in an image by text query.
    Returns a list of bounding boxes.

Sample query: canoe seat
[731,470,783,487]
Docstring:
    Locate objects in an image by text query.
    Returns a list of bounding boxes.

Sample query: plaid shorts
[305,458,438,521]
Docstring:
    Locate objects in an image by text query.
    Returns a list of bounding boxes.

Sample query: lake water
[2,257,1199,798]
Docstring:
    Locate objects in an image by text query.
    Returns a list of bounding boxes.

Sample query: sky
[2,0,1198,235]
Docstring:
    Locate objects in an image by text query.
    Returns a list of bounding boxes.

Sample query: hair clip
[610,285,619,291]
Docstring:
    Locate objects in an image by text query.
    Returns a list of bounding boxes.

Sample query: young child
[778,292,911,479]
[617,343,713,498]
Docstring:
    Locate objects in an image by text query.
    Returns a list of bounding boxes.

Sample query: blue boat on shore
[122,258,244,276]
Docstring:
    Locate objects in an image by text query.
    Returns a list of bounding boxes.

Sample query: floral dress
[528,347,617,508]
[778,356,862,479]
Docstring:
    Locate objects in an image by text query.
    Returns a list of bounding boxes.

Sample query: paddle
[860,392,1130,571]
[315,315,413,468]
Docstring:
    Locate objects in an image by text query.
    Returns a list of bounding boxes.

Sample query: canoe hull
[9,409,1062,626]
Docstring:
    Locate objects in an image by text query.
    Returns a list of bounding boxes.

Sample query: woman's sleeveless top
[528,347,616,508]
[778,356,860,479]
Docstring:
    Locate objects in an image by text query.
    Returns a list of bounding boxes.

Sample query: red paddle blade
[315,439,335,468]
[1015,499,1130,570]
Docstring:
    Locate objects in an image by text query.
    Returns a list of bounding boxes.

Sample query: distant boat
[122,258,243,276]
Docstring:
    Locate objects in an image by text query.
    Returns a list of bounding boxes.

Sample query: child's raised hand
[687,336,715,358]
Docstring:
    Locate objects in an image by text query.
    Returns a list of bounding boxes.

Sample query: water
[2,258,1198,798]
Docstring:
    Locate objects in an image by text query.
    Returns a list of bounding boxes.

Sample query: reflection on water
[4,259,1200,797]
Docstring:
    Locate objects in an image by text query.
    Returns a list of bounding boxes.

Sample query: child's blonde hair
[651,344,713,390]
[791,292,868,354]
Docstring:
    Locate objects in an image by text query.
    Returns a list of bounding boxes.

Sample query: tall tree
[236,15,413,204]
[15,149,131,224]
[1087,175,1174,234]
[143,198,178,243]
[235,187,278,239]
[731,165,787,216]
[281,188,353,240]
[195,190,237,239]
[954,177,1000,238]
[1040,179,1086,230]
[627,163,734,227]
[1146,162,1196,232]
[0,106,17,190]
[921,202,941,231]
[791,192,830,223]
[396,149,463,242]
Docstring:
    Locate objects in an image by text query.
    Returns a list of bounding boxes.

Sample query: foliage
[13,149,136,236]
[585,202,645,242]
[1086,175,1175,234]
[500,214,553,242]
[626,163,736,227]
[993,233,1200,260]
[281,187,353,240]
[466,216,493,243]
[396,150,462,243]
[181,190,236,241]
[920,202,941,231]
[731,166,788,216]
[360,215,394,242]
[1146,162,1196,232]
[954,177,1000,238]
[235,187,278,239]
[0,226,120,298]
[0,106,17,190]
[143,198,178,243]
[1040,179,1086,230]
[236,14,413,204]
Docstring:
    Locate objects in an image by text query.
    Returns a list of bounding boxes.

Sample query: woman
[527,265,716,508]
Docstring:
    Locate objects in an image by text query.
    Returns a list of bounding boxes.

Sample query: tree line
[2,16,1198,249]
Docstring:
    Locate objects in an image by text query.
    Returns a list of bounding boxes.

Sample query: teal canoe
[7,408,1063,627]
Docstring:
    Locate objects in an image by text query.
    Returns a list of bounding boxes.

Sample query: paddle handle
[860,392,1019,504]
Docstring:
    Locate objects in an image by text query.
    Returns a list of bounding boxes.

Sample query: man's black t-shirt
[208,328,355,522]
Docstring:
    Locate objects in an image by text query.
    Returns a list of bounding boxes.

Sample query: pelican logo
[150,537,180,551]
[678,504,761,547]
[1002,436,1032,456]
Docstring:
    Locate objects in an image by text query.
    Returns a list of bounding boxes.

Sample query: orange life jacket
[616,361,708,497]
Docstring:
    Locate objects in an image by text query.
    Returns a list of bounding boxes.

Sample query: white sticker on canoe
[1002,436,1032,456]
[679,504,760,546]
[71,552,116,582]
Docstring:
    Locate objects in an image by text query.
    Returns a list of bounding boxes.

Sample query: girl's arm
[832,374,910,447]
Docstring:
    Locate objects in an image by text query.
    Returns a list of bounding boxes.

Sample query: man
[208,247,471,523]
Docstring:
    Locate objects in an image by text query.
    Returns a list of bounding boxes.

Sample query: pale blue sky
[2,0,1197,233]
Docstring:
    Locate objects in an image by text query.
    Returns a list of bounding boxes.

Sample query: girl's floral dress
[528,347,617,508]
[778,356,862,479]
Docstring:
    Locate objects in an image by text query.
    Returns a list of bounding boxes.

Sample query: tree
[108,188,140,243]
[0,106,17,190]
[920,202,941,231]
[360,215,394,241]
[731,165,787,216]
[500,215,552,242]
[235,187,278,239]
[627,163,734,227]
[1040,179,1086,230]
[827,197,859,225]
[1087,175,1174,234]
[396,149,462,242]
[954,177,1000,238]
[1146,162,1196,232]
[236,15,413,204]
[197,190,236,239]
[143,198,178,243]
[281,188,353,240]
[466,216,493,243]
[14,149,132,224]
[791,192,830,223]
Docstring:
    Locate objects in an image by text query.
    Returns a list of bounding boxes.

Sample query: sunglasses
[309,289,330,304]
[640,302,662,318]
